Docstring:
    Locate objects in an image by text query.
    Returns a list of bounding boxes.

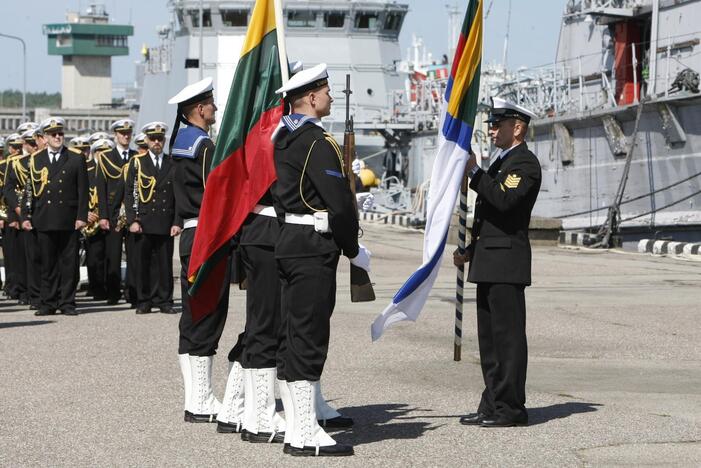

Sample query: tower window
[324,12,345,28]
[355,12,378,30]
[221,9,248,27]
[288,10,316,28]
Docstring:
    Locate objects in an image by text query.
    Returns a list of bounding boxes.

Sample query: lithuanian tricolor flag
[188,0,284,321]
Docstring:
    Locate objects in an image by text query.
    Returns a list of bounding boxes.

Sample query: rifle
[342,74,376,303]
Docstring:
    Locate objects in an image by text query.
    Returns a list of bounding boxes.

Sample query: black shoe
[286,443,354,457]
[459,412,490,426]
[186,412,218,423]
[217,421,243,433]
[62,308,79,316]
[241,429,285,443]
[18,298,29,306]
[34,309,56,316]
[480,416,528,428]
[106,297,119,305]
[159,306,177,314]
[318,416,354,428]
[135,306,151,315]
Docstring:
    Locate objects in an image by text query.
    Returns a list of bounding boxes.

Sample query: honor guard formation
[1,66,541,456]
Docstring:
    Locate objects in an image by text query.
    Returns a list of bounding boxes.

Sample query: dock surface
[1,223,700,467]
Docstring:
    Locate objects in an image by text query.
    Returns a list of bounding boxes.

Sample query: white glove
[356,192,374,212]
[350,243,371,272]
[351,158,362,176]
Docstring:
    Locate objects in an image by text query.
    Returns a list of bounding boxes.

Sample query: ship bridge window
[384,12,403,32]
[189,9,212,28]
[324,12,345,28]
[221,9,248,27]
[355,12,379,30]
[56,34,72,48]
[288,10,316,28]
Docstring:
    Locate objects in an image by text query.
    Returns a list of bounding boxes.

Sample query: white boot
[314,381,354,428]
[188,355,221,422]
[178,354,192,421]
[216,361,245,432]
[278,379,294,445]
[241,368,285,443]
[286,380,352,456]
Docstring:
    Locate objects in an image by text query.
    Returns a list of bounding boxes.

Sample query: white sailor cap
[141,121,169,137]
[275,63,329,96]
[0,136,5,148]
[90,138,115,154]
[6,133,24,146]
[17,122,39,134]
[485,97,537,124]
[110,119,135,133]
[168,77,214,106]
[89,132,111,145]
[133,132,148,148]
[69,136,91,150]
[41,117,66,134]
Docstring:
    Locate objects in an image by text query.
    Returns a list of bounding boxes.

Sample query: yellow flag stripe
[447,0,483,116]
[240,0,277,57]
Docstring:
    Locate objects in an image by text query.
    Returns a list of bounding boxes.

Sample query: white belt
[284,213,315,226]
[253,204,276,218]
[183,218,198,230]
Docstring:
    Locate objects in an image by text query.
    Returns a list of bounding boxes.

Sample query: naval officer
[124,122,180,315]
[272,63,370,457]
[2,134,27,302]
[168,78,232,423]
[455,97,542,428]
[22,118,89,316]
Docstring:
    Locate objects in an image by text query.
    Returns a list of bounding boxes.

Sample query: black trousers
[277,252,339,382]
[5,227,27,300]
[85,231,107,296]
[23,229,41,306]
[177,228,230,356]
[104,228,126,301]
[476,282,528,422]
[133,233,173,308]
[38,230,80,312]
[240,244,281,369]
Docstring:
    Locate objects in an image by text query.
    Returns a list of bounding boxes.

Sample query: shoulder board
[68,147,83,155]
[171,126,210,160]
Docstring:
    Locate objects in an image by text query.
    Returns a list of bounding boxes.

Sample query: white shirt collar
[116,144,129,156]
[149,150,162,164]
[49,145,64,155]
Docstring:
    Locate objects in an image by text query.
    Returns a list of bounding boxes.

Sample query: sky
[0,0,565,93]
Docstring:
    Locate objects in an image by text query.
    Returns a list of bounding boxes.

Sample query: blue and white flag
[371,0,483,341]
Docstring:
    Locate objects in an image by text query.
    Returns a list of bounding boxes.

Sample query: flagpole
[273,0,289,84]
[454,168,469,361]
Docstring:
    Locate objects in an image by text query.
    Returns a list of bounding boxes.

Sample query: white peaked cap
[275,63,329,96]
[487,97,537,123]
[168,77,214,105]
[90,138,115,153]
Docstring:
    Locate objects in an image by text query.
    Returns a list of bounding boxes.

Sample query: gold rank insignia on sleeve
[504,173,522,189]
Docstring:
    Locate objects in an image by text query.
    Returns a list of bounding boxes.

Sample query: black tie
[122,150,128,161]
[50,152,58,164]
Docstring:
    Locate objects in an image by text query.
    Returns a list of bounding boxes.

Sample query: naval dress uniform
[124,143,178,314]
[24,119,89,316]
[0,143,8,294]
[19,128,44,308]
[465,98,542,427]
[97,120,137,304]
[3,149,30,303]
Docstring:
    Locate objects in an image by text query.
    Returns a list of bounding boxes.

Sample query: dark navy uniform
[272,121,359,382]
[124,152,178,312]
[172,125,230,355]
[85,156,107,298]
[96,146,136,303]
[467,142,542,424]
[2,154,29,302]
[24,146,89,315]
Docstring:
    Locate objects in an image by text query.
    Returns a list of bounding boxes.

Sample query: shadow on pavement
[528,401,602,426]
[333,403,442,446]
[0,320,55,329]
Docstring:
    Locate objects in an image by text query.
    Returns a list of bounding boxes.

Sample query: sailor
[22,118,89,316]
[0,136,6,293]
[97,119,137,305]
[455,97,542,428]
[18,122,39,156]
[272,63,371,456]
[124,122,180,315]
[168,78,232,424]
[2,133,30,305]
[78,137,112,301]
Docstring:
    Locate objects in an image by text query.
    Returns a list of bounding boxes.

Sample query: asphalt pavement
[1,223,699,467]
